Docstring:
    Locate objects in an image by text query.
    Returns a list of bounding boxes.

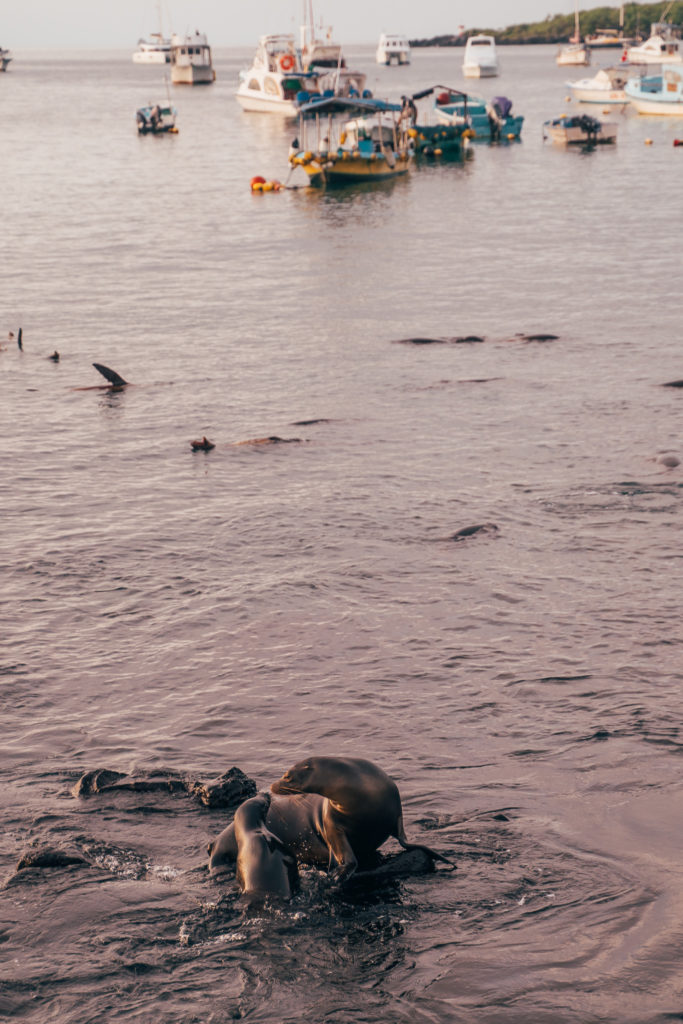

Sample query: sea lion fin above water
[93,363,128,387]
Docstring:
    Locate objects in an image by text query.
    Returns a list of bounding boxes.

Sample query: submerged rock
[71,765,257,809]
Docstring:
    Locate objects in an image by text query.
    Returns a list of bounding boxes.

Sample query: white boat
[557,2,591,66]
[543,113,618,144]
[132,34,171,64]
[627,20,682,64]
[463,35,499,78]
[376,33,411,65]
[567,63,642,103]
[236,24,367,115]
[625,63,683,114]
[557,43,591,66]
[170,31,215,85]
[0,46,12,72]
[585,5,635,48]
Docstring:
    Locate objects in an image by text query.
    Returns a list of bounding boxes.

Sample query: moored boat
[376,34,411,65]
[434,87,523,141]
[136,102,178,133]
[463,35,499,78]
[557,1,590,66]
[170,31,215,85]
[585,5,634,48]
[624,63,683,114]
[627,20,682,64]
[543,113,618,144]
[289,96,412,186]
[557,42,591,66]
[567,63,643,103]
[132,33,171,64]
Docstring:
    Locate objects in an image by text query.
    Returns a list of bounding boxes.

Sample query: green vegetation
[411,2,683,45]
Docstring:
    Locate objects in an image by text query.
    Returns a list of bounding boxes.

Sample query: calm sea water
[2,43,683,1024]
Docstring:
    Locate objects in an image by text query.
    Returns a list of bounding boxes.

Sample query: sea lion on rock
[271,756,454,881]
[233,792,300,901]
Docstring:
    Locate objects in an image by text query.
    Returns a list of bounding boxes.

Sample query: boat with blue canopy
[433,86,523,141]
[289,95,413,185]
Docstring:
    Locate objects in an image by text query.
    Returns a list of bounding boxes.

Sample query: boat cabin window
[264,76,280,95]
[248,78,261,91]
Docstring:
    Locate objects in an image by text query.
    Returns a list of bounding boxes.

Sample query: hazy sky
[4,0,599,49]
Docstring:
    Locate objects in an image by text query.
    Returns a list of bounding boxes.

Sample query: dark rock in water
[662,380,683,388]
[291,418,331,426]
[48,350,60,362]
[71,768,127,796]
[352,848,438,882]
[232,436,304,446]
[449,523,499,542]
[394,337,445,345]
[523,333,559,342]
[449,335,485,344]
[16,845,90,871]
[191,767,257,809]
[72,767,188,798]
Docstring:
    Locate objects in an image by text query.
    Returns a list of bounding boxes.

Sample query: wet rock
[449,335,485,343]
[231,436,304,446]
[72,767,188,798]
[191,767,257,809]
[16,844,90,871]
[522,333,559,342]
[448,523,499,542]
[352,848,439,882]
[71,768,127,796]
[290,418,331,426]
[655,453,680,469]
[662,380,683,388]
[393,337,445,345]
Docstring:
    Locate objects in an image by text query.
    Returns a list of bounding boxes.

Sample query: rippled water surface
[2,44,683,1024]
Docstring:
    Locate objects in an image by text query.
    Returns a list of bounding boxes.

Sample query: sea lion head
[270,759,316,796]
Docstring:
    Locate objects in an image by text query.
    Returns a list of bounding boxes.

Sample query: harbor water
[1,44,683,1023]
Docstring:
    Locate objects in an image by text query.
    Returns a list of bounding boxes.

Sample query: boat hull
[463,64,498,78]
[299,153,411,186]
[236,90,299,115]
[171,65,215,85]
[132,51,169,64]
[627,94,683,114]
[544,120,617,144]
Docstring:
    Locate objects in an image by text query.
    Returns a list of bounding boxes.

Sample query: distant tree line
[410,2,683,45]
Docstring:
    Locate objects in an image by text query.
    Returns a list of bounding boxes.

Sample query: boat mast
[571,0,581,44]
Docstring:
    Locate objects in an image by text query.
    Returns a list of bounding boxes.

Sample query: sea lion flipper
[395,814,456,869]
[93,363,128,387]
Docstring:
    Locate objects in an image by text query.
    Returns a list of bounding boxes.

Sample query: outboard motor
[492,96,513,119]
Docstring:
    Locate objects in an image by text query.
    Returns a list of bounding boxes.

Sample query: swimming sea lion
[232,791,300,900]
[271,756,454,881]
[208,792,329,875]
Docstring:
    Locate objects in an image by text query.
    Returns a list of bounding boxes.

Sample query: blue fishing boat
[289,96,413,186]
[624,63,683,114]
[433,87,523,141]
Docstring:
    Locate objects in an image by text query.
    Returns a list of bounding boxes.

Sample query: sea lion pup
[208,792,329,875]
[232,791,299,900]
[271,756,455,881]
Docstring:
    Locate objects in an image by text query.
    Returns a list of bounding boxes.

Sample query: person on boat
[400,94,417,126]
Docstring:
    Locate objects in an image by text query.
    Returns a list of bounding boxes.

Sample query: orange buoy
[279,54,295,72]
[674,139,683,146]
[251,175,266,191]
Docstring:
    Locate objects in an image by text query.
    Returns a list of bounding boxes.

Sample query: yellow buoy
[645,137,653,145]
[434,148,443,156]
[507,132,515,140]
[408,128,417,138]
[262,181,274,192]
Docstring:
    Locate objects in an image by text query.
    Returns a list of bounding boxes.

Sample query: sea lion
[271,756,454,881]
[448,523,499,541]
[208,792,329,875]
[232,792,300,900]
